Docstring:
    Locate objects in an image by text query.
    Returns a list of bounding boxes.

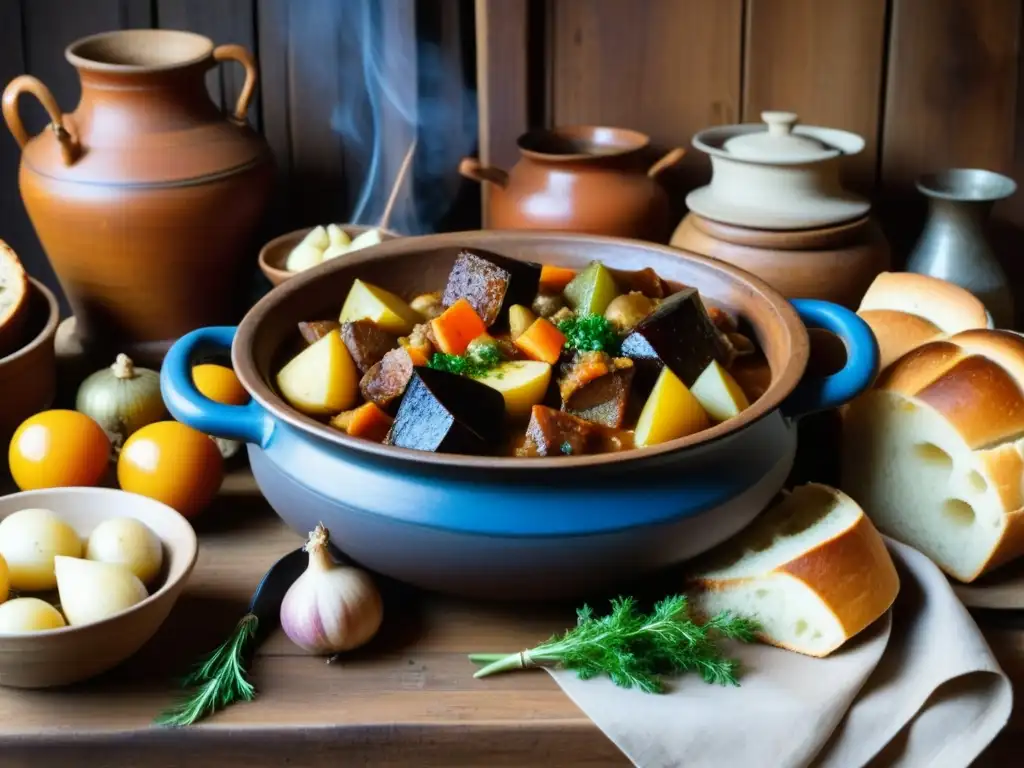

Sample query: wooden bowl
[0,278,59,453]
[258,224,401,287]
[0,487,198,688]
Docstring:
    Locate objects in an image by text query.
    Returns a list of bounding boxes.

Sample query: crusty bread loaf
[687,483,899,658]
[0,240,29,357]
[841,329,1024,582]
[857,272,990,373]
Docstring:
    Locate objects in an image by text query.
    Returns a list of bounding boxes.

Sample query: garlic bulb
[279,523,383,654]
[75,354,166,453]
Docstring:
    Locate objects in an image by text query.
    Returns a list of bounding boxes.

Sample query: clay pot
[671,213,890,309]
[1,29,274,353]
[258,224,401,287]
[459,126,685,242]
[0,278,59,454]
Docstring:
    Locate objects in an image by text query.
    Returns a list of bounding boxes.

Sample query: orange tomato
[118,421,223,519]
[192,364,249,406]
[8,410,111,490]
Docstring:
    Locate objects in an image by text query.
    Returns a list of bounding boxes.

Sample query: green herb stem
[156,613,259,727]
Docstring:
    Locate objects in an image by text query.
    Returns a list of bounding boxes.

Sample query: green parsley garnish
[558,314,622,355]
[468,594,757,692]
[428,339,504,378]
[560,441,573,455]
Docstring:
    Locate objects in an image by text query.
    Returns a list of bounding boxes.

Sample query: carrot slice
[539,265,577,294]
[514,317,567,364]
[337,402,394,442]
[430,298,487,355]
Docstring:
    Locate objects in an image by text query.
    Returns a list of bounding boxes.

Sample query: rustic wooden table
[0,466,1020,767]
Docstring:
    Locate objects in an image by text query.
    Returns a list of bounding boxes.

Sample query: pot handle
[779,299,879,420]
[161,326,273,447]
[2,75,81,165]
[647,147,686,178]
[213,44,258,123]
[459,157,509,189]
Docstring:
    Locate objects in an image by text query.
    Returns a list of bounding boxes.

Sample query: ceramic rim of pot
[66,29,215,74]
[916,169,1018,203]
[516,125,651,162]
[0,277,58,366]
[233,231,812,471]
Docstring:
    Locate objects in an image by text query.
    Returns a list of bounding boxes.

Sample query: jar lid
[722,112,839,163]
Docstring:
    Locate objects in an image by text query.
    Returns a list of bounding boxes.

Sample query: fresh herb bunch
[469,595,758,693]
[428,339,504,377]
[558,314,622,355]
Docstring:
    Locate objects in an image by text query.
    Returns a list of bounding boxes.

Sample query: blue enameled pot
[161,232,878,599]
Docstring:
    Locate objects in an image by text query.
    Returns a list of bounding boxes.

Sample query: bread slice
[857,272,990,373]
[687,483,899,658]
[841,329,1024,582]
[0,240,29,357]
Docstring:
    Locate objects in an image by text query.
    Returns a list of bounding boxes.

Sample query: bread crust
[858,309,943,373]
[689,484,899,657]
[0,240,29,358]
[859,271,989,333]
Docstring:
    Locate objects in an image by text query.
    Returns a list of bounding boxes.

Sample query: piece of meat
[442,249,541,328]
[520,405,602,457]
[707,306,738,333]
[559,352,635,428]
[297,320,341,345]
[359,346,415,410]
[340,319,399,373]
[609,267,670,298]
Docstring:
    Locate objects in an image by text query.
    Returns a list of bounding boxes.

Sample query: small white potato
[326,224,351,249]
[284,242,325,273]
[347,228,384,252]
[55,556,148,626]
[86,517,164,585]
[0,508,82,591]
[0,597,66,633]
[298,225,330,250]
[321,243,350,261]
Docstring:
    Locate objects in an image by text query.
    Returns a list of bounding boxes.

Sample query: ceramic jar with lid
[2,29,274,360]
[672,112,889,308]
[459,126,685,242]
[685,111,869,230]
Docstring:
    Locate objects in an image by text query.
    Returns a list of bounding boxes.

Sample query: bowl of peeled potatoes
[0,486,197,688]
[259,223,400,287]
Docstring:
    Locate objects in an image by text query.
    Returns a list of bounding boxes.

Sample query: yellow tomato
[8,410,111,490]
[192,364,249,406]
[118,421,223,519]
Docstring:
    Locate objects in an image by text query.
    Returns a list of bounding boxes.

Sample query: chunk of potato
[327,224,351,249]
[473,360,552,419]
[508,304,538,341]
[276,330,359,415]
[633,367,709,447]
[690,359,750,422]
[285,242,325,273]
[339,278,422,335]
[299,225,330,250]
[348,228,385,252]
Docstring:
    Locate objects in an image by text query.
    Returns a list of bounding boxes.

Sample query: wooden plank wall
[0,0,476,311]
[3,0,1024,322]
[476,0,1024,321]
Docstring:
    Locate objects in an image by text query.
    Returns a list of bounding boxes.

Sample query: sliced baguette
[0,240,29,357]
[687,483,899,658]
[841,329,1024,582]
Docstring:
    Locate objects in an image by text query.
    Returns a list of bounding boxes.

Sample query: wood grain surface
[0,477,1018,767]
[742,0,888,191]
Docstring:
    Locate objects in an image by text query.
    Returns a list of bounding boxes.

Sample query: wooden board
[473,0,530,226]
[878,0,1022,264]
[0,497,1020,767]
[742,0,888,191]
[547,0,743,191]
[156,0,262,132]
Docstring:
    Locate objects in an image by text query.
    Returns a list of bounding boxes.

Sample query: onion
[75,353,166,454]
[279,523,383,654]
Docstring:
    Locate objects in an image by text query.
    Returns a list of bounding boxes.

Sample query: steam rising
[331,0,477,235]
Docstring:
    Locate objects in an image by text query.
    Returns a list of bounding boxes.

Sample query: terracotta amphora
[460,126,684,243]
[2,29,273,353]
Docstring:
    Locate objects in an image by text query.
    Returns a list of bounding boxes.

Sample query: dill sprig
[468,595,758,693]
[558,314,622,355]
[156,614,259,726]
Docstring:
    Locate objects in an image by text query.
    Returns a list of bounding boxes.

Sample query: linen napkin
[548,539,1013,768]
